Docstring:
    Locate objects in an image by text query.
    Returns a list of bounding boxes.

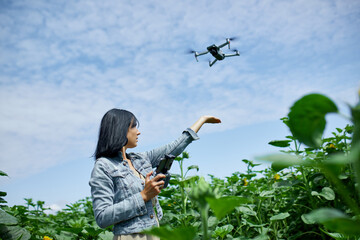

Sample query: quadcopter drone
[188,38,240,67]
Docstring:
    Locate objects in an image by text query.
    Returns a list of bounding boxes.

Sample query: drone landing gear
[209,59,217,67]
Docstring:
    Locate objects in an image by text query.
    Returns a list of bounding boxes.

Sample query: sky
[0,0,359,211]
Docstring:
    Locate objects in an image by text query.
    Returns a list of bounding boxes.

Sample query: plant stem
[322,165,360,216]
[294,139,316,209]
[178,159,187,215]
[299,166,316,209]
[201,207,210,240]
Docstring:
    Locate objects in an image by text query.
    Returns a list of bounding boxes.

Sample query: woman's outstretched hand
[190,115,221,133]
[140,171,165,202]
[202,116,221,124]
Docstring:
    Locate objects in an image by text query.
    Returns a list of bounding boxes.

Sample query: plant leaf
[213,224,234,238]
[270,212,290,221]
[311,187,335,200]
[302,208,360,235]
[206,196,249,220]
[236,206,257,216]
[0,209,18,225]
[288,93,338,148]
[0,225,31,240]
[256,154,303,171]
[84,227,104,236]
[321,146,359,176]
[187,165,199,172]
[143,225,196,240]
[268,140,292,147]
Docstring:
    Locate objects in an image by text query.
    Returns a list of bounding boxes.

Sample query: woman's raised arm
[190,116,221,133]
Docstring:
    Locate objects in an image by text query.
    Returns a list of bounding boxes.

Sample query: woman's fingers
[141,172,166,202]
[145,171,153,182]
[150,174,165,188]
[152,173,166,182]
[204,116,221,123]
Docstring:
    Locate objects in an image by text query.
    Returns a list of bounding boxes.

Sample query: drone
[188,38,240,67]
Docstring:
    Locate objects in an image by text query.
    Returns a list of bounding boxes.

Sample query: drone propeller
[228,37,238,41]
[185,49,197,54]
[185,49,200,62]
[225,37,238,49]
[231,49,241,55]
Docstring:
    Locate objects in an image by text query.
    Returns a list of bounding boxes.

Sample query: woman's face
[125,124,140,149]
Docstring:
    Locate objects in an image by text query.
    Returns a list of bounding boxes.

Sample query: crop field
[1,92,359,240]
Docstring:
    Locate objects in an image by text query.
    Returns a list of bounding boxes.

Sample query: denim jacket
[89,128,199,235]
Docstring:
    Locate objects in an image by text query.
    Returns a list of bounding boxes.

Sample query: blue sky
[0,0,359,211]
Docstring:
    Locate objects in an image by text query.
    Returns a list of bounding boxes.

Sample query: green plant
[0,191,111,240]
[261,93,360,239]
[2,91,359,240]
[0,171,31,240]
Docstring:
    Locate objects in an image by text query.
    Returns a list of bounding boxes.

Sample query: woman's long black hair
[94,109,139,159]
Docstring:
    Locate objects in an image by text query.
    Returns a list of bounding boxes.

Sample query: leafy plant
[260,92,360,238]
[2,91,359,240]
[0,171,31,240]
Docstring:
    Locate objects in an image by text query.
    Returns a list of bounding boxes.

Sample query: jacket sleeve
[142,128,199,167]
[89,160,147,228]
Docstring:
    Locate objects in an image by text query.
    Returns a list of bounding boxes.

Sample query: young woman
[89,109,221,240]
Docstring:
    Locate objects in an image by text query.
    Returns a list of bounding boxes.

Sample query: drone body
[190,38,240,67]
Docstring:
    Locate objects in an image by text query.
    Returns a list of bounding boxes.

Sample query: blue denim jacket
[89,128,199,235]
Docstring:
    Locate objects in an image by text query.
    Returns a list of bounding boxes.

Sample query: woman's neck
[121,147,128,161]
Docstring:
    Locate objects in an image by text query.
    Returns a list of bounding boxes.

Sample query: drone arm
[224,52,240,58]
[218,38,231,49]
[218,42,228,48]
[196,51,208,56]
[194,50,208,62]
[209,59,218,67]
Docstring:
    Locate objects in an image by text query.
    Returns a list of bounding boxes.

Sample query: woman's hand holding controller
[140,171,166,202]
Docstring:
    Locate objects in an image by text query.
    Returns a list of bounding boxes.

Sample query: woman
[89,109,221,239]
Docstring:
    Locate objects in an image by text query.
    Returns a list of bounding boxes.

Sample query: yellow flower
[328,143,335,149]
[243,178,248,186]
[274,174,280,181]
[43,236,52,240]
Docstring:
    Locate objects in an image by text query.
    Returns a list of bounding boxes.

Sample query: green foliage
[0,192,111,240]
[302,208,360,236]
[155,92,360,239]
[206,196,249,220]
[0,209,31,240]
[288,93,338,148]
[268,140,291,148]
[1,92,359,240]
[143,225,197,240]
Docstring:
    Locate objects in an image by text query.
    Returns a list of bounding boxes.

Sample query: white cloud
[44,201,68,215]
[0,0,359,180]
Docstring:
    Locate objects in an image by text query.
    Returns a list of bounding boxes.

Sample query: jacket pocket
[109,169,127,178]
[109,169,134,198]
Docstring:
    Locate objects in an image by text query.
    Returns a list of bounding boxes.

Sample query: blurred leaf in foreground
[143,225,196,240]
[302,208,360,236]
[288,93,338,148]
